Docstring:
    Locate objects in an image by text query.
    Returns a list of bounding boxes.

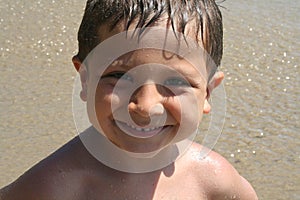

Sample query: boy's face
[74,21,222,154]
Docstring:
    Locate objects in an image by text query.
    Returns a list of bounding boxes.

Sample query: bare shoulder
[180,142,258,200]
[0,137,93,200]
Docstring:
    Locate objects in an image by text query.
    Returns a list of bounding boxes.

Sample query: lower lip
[115,121,170,138]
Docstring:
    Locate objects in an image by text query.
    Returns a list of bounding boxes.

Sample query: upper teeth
[126,123,161,132]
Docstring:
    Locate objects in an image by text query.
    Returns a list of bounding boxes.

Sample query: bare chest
[82,172,207,200]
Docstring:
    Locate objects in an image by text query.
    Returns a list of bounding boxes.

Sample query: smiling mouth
[115,121,171,138]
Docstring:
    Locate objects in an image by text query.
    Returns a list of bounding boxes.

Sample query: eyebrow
[107,57,208,82]
[170,63,207,81]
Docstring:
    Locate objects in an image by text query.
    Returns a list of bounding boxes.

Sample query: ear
[72,56,88,101]
[203,71,224,114]
[72,56,81,71]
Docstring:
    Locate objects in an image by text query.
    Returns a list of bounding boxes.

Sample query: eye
[164,77,190,87]
[101,72,133,82]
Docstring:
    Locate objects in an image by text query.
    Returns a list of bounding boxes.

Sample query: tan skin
[0,139,257,200]
[0,21,258,200]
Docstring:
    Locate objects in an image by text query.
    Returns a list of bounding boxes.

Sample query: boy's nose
[128,84,164,119]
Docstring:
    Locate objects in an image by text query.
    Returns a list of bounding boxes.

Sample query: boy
[0,0,258,199]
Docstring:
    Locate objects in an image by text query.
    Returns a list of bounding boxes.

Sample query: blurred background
[0,0,299,199]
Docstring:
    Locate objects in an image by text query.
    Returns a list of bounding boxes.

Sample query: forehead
[110,49,206,79]
[85,21,211,81]
[113,49,192,67]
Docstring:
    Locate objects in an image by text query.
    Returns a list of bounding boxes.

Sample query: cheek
[94,90,116,135]
[94,84,124,120]
[94,88,112,117]
[162,96,182,123]
[164,92,203,124]
[181,91,206,123]
[96,81,123,101]
[168,92,204,142]
[197,95,206,112]
[194,88,207,110]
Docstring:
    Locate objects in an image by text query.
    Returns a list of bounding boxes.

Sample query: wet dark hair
[76,0,223,69]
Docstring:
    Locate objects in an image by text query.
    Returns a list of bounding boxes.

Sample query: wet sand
[0,0,299,199]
